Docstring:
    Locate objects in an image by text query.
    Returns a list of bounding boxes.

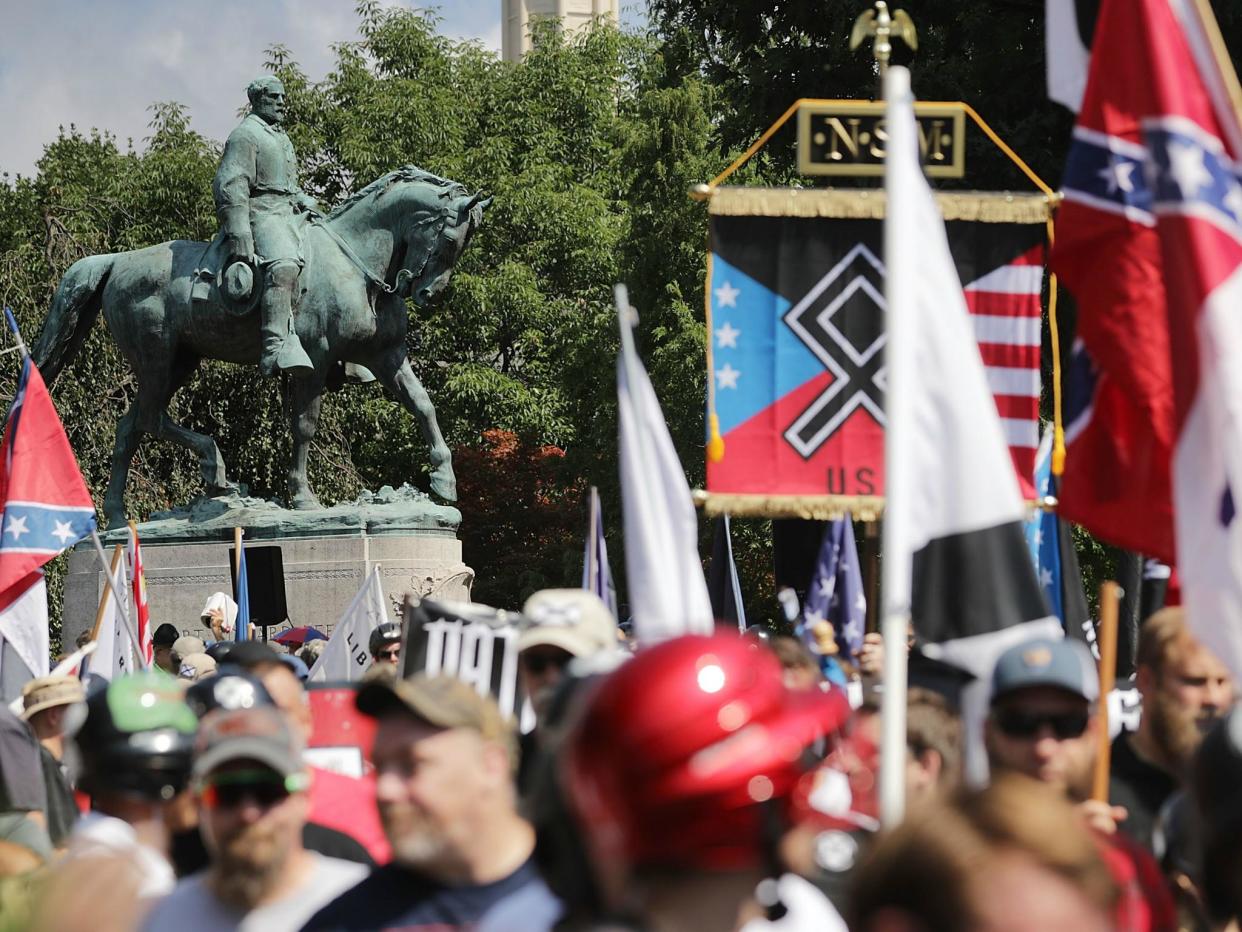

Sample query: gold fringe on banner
[707,187,1053,224]
[693,490,885,522]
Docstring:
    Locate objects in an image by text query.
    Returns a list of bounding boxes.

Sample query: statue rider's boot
[259,266,313,378]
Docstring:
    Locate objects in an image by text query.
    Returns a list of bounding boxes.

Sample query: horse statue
[32,166,489,529]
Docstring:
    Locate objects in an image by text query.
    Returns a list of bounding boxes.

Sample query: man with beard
[985,638,1175,932]
[142,706,365,931]
[301,674,559,931]
[1110,607,1233,852]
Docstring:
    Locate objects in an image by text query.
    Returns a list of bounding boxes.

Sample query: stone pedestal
[62,486,472,646]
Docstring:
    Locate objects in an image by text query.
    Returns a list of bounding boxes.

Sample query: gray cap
[991,637,1098,704]
[192,706,304,781]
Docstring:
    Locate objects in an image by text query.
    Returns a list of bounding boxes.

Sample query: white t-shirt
[141,852,367,932]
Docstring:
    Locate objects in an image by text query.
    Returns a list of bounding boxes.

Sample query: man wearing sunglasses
[984,638,1175,932]
[369,622,403,670]
[142,706,365,931]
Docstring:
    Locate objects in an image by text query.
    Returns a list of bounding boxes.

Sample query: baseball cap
[357,673,518,768]
[990,637,1098,704]
[21,674,85,720]
[172,635,206,661]
[178,653,218,682]
[193,705,305,781]
[519,589,617,659]
[225,640,282,670]
[153,623,180,649]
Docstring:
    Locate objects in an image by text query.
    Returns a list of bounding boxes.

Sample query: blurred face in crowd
[154,645,177,675]
[199,759,308,908]
[373,713,508,877]
[259,663,313,744]
[519,645,573,718]
[372,641,401,668]
[1142,641,1233,770]
[985,687,1096,799]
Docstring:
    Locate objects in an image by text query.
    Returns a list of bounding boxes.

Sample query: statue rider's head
[247,76,287,126]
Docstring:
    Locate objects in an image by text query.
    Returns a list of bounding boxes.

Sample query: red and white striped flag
[127,524,152,666]
[964,245,1044,496]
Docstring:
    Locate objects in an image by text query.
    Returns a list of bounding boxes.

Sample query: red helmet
[563,633,850,873]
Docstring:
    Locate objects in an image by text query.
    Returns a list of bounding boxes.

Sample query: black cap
[152,623,180,648]
[184,666,275,720]
[908,651,976,711]
[223,640,282,670]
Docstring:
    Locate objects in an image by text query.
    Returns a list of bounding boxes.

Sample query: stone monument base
[62,486,473,647]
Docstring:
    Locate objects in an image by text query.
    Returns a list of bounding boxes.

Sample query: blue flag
[1025,431,1063,620]
[234,545,250,642]
[800,518,866,663]
[582,486,618,620]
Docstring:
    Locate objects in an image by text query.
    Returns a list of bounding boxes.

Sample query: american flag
[127,524,152,666]
[964,245,1044,496]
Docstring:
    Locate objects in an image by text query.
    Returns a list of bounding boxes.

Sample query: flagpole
[89,530,147,670]
[1091,581,1121,801]
[87,544,124,645]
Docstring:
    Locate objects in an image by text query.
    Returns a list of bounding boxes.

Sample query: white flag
[308,567,389,682]
[90,560,134,681]
[616,285,713,643]
[881,67,1061,814]
[1046,0,1091,112]
[0,573,48,703]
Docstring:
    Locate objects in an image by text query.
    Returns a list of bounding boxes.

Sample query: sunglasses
[199,769,307,809]
[376,647,401,660]
[994,709,1089,740]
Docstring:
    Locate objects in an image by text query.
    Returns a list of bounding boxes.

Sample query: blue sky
[0,1,645,178]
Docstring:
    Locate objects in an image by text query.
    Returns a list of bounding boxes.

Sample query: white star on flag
[1040,567,1054,588]
[1099,157,1137,195]
[818,578,835,597]
[714,281,740,309]
[805,610,825,627]
[854,591,866,613]
[1032,528,1043,548]
[51,520,75,544]
[716,364,740,390]
[4,516,29,540]
[1167,140,1214,197]
[843,616,864,642]
[715,321,740,348]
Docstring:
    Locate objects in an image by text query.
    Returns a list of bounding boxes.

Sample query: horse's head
[399,189,491,307]
[327,167,490,307]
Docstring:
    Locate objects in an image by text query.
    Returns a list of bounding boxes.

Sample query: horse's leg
[286,371,327,510]
[371,353,456,502]
[103,405,141,529]
[152,355,236,497]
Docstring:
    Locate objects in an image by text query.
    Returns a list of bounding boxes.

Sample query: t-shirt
[0,706,44,812]
[1109,730,1178,853]
[300,858,557,932]
[66,812,177,898]
[142,852,367,932]
[38,746,78,847]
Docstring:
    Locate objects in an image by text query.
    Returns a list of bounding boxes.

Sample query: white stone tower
[502,0,620,62]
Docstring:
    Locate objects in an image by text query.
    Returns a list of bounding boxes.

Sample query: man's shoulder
[224,115,273,147]
[141,875,220,931]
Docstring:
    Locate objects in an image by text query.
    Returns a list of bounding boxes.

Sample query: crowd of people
[1,587,1240,931]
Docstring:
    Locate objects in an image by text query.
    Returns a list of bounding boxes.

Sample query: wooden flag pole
[87,544,124,645]
[1091,580,1121,802]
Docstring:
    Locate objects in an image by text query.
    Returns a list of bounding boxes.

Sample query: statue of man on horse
[35,76,490,528]
[197,76,318,377]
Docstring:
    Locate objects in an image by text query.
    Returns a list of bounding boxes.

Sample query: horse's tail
[33,254,112,386]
